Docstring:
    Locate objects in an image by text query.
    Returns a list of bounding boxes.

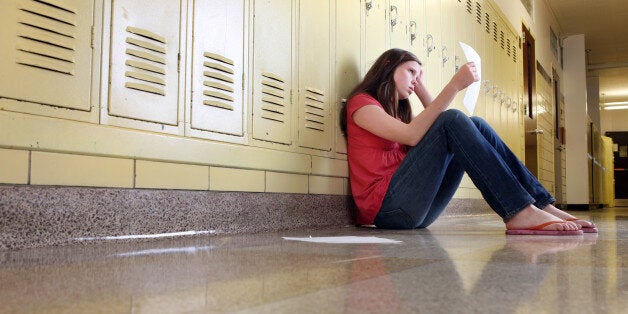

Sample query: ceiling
[546,0,628,104]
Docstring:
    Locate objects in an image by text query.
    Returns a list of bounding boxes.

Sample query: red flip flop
[506,220,584,236]
[565,218,598,233]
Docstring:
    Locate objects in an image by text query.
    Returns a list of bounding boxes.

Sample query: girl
[342,48,596,235]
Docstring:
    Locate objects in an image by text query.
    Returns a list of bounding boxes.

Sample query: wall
[563,34,590,205]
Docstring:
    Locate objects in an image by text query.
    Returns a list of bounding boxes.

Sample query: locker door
[298,0,331,151]
[471,0,486,118]
[423,0,442,91]
[389,0,408,50]
[364,0,388,71]
[335,0,361,154]
[252,0,293,145]
[108,0,181,125]
[485,4,498,128]
[439,0,455,89]
[190,0,245,136]
[452,0,473,113]
[481,0,494,123]
[409,0,426,58]
[0,0,94,111]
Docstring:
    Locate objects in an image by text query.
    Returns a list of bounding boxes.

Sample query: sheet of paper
[459,42,482,115]
[282,236,402,244]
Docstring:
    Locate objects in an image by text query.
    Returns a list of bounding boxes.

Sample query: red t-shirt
[346,93,407,225]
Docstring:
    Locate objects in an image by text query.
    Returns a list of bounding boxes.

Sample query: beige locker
[471,0,487,119]
[297,0,332,151]
[189,0,245,136]
[107,0,181,125]
[408,0,426,63]
[0,0,94,111]
[480,0,495,124]
[334,0,361,154]
[452,0,474,113]
[251,0,293,145]
[422,0,442,91]
[439,0,455,90]
[389,0,408,50]
[363,0,388,71]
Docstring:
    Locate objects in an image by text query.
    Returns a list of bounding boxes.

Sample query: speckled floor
[1,208,626,313]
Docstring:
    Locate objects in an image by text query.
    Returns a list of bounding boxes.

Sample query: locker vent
[124,26,167,96]
[465,0,472,14]
[507,38,511,57]
[485,13,490,34]
[500,30,505,50]
[260,72,287,123]
[492,22,498,42]
[512,45,517,63]
[475,2,482,24]
[15,0,78,75]
[304,87,326,132]
[202,52,235,111]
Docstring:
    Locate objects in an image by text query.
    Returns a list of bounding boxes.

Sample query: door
[0,0,94,111]
[297,0,331,151]
[108,0,181,125]
[522,25,539,177]
[189,0,245,137]
[251,0,293,145]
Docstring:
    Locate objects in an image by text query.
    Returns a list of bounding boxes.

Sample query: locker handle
[365,0,373,14]
[441,46,449,65]
[425,34,434,57]
[390,5,398,28]
[483,80,491,93]
[454,55,460,72]
[492,85,499,98]
[409,21,417,44]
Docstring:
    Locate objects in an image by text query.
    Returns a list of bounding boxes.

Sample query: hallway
[1,207,626,313]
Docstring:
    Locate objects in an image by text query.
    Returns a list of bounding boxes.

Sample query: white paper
[459,42,482,115]
[282,236,402,244]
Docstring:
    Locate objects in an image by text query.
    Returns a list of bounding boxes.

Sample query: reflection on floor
[1,207,626,313]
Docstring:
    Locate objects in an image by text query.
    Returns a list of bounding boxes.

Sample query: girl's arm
[352,62,478,146]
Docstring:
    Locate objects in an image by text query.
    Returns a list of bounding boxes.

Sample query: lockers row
[0,0,523,157]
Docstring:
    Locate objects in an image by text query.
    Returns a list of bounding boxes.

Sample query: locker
[251,0,293,145]
[452,0,475,113]
[471,0,487,119]
[408,0,426,63]
[0,0,94,111]
[363,0,388,71]
[298,0,332,151]
[189,0,245,136]
[107,0,181,125]
[389,0,409,50]
[334,0,361,154]
[423,0,442,91]
[439,0,455,90]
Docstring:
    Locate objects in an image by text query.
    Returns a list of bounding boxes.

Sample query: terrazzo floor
[1,207,626,313]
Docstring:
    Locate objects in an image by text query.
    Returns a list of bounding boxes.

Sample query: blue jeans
[374,109,555,229]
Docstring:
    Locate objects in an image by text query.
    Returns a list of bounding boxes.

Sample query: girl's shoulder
[347,93,381,114]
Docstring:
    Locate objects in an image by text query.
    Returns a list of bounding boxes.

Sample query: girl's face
[393,61,421,100]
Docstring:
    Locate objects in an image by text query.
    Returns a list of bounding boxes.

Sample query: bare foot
[542,204,596,229]
[505,205,580,231]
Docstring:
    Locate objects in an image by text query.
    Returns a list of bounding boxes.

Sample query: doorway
[605,132,628,206]
[522,25,539,177]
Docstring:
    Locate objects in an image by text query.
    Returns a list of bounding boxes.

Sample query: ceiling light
[603,105,628,110]
[603,101,628,106]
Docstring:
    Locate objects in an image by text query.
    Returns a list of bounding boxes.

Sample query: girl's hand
[450,62,480,91]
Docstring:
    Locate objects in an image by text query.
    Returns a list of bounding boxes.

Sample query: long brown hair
[341,48,422,136]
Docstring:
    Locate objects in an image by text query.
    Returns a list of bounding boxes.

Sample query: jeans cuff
[535,197,556,210]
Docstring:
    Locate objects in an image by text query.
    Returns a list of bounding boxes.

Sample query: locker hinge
[90,26,94,48]
[242,73,245,90]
